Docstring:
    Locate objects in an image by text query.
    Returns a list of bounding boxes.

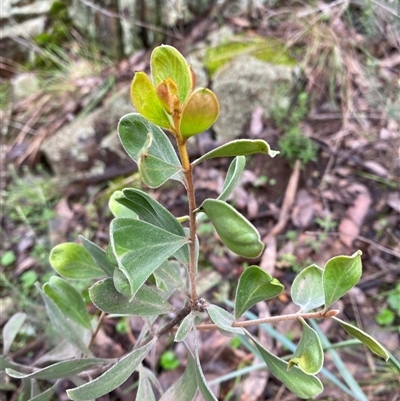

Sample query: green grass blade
[223,300,356,398]
[309,319,369,401]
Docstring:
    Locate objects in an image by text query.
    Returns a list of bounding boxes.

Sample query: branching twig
[156,303,192,338]
[196,309,340,331]
[177,139,198,303]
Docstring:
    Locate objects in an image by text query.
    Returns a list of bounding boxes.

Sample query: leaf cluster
[2,45,389,401]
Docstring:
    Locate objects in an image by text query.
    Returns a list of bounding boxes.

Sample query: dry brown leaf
[387,192,400,213]
[249,106,264,136]
[348,286,367,305]
[232,185,250,210]
[247,193,259,219]
[291,189,314,228]
[276,303,301,343]
[380,127,398,140]
[195,167,224,193]
[230,17,252,28]
[50,198,75,244]
[14,257,36,276]
[92,328,125,358]
[339,191,372,247]
[378,53,400,69]
[363,160,389,177]
[202,330,231,364]
[260,236,277,276]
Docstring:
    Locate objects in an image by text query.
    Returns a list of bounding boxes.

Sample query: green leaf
[288,318,324,375]
[1,355,25,370]
[247,331,323,399]
[159,353,198,401]
[323,251,362,308]
[112,268,133,298]
[151,45,192,104]
[192,139,279,166]
[206,304,244,336]
[387,285,400,314]
[138,366,163,398]
[33,339,80,366]
[138,132,183,188]
[2,312,26,355]
[218,156,246,201]
[375,308,395,326]
[43,276,92,330]
[308,319,370,401]
[118,113,183,183]
[21,378,33,401]
[49,243,105,280]
[139,149,183,188]
[179,89,219,138]
[191,339,218,401]
[117,188,189,264]
[175,312,196,342]
[106,243,118,267]
[234,265,284,319]
[109,191,138,219]
[6,358,108,380]
[79,236,115,277]
[153,261,184,292]
[332,317,389,360]
[67,339,156,401]
[110,218,188,298]
[36,283,91,355]
[198,199,264,258]
[29,381,58,401]
[160,350,180,370]
[291,264,324,312]
[1,250,16,266]
[131,71,172,129]
[89,278,173,316]
[137,365,156,401]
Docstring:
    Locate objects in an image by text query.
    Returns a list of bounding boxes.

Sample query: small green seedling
[2,45,389,401]
[1,250,16,266]
[160,350,180,371]
[375,283,400,327]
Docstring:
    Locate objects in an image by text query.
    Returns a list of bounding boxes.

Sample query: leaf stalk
[177,138,198,303]
[196,309,340,331]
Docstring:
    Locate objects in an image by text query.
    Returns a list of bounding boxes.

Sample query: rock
[69,0,124,60]
[211,55,296,141]
[11,1,52,21]
[0,17,46,62]
[161,0,211,26]
[1,0,12,20]
[118,0,143,57]
[0,0,53,61]
[41,85,136,181]
[1,0,273,65]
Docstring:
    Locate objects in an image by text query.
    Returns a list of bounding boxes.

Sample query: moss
[49,1,70,17]
[204,35,297,75]
[30,1,72,69]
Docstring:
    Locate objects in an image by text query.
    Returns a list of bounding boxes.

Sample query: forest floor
[1,2,399,401]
